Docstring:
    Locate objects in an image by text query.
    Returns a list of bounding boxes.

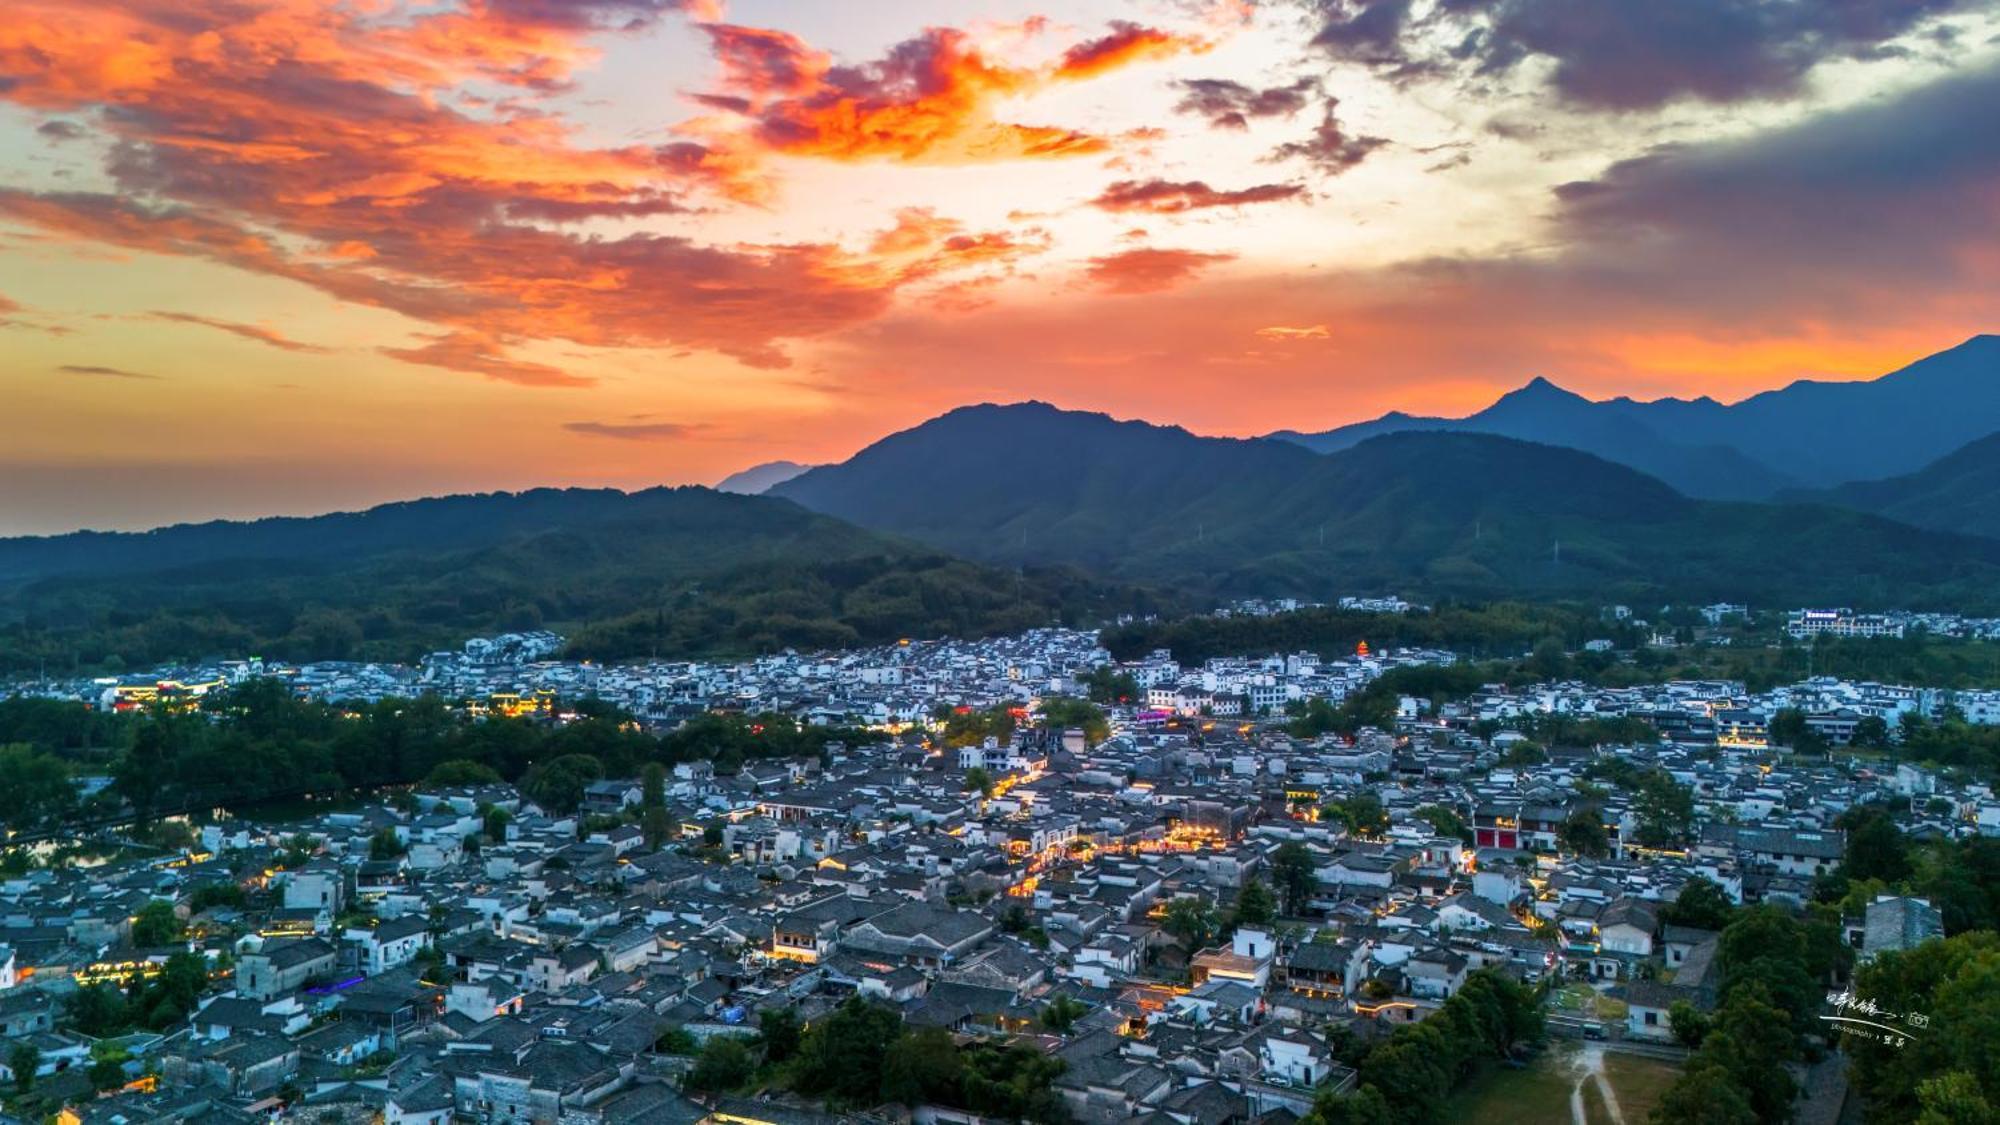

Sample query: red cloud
[693,20,1206,166]
[1083,247,1235,294]
[1090,178,1307,213]
[380,332,589,388]
[0,2,1050,379]
[1057,21,1210,79]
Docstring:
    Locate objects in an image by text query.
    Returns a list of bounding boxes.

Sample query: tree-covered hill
[774,403,2000,609]
[1785,430,2000,539]
[0,486,1164,673]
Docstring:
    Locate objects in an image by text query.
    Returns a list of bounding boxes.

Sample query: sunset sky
[4,0,1999,534]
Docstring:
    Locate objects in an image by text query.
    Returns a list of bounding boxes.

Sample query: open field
[1448,1043,1683,1125]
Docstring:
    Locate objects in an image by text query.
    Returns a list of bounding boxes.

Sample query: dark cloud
[59,364,159,379]
[1305,0,1974,109]
[1173,77,1317,129]
[563,419,710,440]
[1547,59,2000,304]
[1267,99,1388,174]
[503,190,691,222]
[1090,178,1308,212]
[36,119,86,142]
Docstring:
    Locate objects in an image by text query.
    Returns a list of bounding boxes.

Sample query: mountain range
[10,336,2000,670]
[772,402,2000,607]
[1271,334,2000,498]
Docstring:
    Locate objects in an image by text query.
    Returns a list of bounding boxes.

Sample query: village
[0,609,1989,1124]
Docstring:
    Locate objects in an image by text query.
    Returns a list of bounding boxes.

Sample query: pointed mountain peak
[1482,375,1591,415]
[1514,375,1578,398]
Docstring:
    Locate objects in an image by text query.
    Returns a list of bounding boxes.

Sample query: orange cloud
[1056,21,1210,80]
[694,19,1206,166]
[0,2,1052,378]
[1082,247,1234,294]
[380,331,589,388]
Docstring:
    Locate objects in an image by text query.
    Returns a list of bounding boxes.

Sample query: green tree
[1668,1000,1710,1048]
[880,1026,965,1106]
[520,753,604,814]
[1651,1059,1758,1125]
[1847,933,2000,1125]
[1840,806,1913,884]
[1635,772,1696,846]
[1663,877,1735,932]
[1271,841,1320,915]
[1768,708,1809,748]
[758,1007,802,1064]
[8,1040,39,1093]
[1324,792,1387,837]
[640,762,672,850]
[0,744,76,832]
[1704,984,1799,1121]
[423,759,501,786]
[1040,995,1089,1035]
[1413,804,1469,842]
[1038,696,1110,746]
[1162,895,1219,951]
[64,984,129,1037]
[655,1027,698,1056]
[1558,810,1610,858]
[368,826,406,860]
[686,1034,755,1093]
[87,1053,128,1091]
[483,805,511,844]
[1080,667,1140,705]
[791,997,904,1105]
[963,767,994,797]
[1917,1071,1996,1125]
[130,899,182,947]
[1231,878,1277,927]
[135,952,212,1028]
[1851,715,1891,750]
[1310,1084,1394,1125]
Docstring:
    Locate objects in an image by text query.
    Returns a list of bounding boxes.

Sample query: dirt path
[1567,1043,1626,1125]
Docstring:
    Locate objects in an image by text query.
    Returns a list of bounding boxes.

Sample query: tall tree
[1162,896,1219,951]
[1271,841,1320,915]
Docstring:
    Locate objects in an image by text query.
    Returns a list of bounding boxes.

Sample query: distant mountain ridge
[1272,335,2000,496]
[1787,431,2000,540]
[716,460,816,495]
[1272,377,1797,500]
[773,401,2000,608]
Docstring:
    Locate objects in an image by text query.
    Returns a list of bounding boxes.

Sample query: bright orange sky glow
[3,0,1998,533]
